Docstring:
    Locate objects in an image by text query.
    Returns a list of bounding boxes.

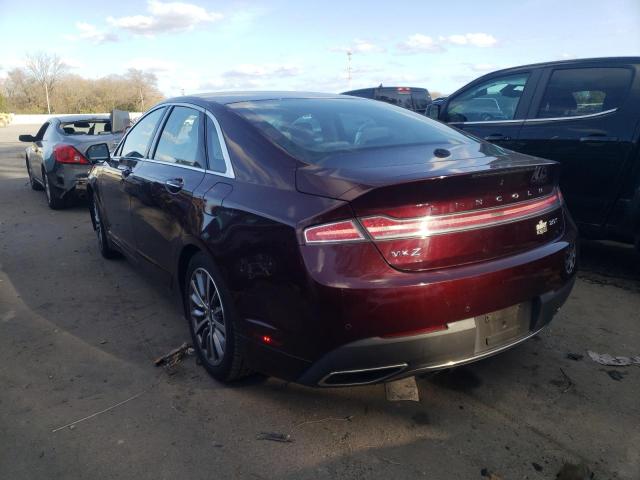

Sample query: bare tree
[24,52,67,114]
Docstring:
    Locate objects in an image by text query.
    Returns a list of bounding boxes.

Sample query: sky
[1,0,639,97]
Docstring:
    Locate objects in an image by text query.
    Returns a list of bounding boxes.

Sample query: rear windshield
[59,120,112,136]
[228,98,470,164]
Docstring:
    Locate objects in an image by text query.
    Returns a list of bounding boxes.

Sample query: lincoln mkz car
[20,115,125,209]
[86,92,578,387]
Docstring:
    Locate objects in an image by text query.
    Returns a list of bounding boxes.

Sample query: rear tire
[184,252,251,383]
[90,197,120,259]
[26,157,43,191]
[42,169,65,209]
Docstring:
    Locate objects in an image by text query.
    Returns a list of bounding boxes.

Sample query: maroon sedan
[86,92,577,387]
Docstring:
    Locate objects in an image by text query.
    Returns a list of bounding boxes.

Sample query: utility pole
[347,50,353,90]
[44,83,51,114]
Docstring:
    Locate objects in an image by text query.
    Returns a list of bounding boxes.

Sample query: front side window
[446,73,530,122]
[154,106,204,168]
[35,122,49,141]
[120,108,165,158]
[536,67,632,119]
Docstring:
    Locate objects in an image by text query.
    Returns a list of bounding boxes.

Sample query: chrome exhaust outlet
[318,363,408,387]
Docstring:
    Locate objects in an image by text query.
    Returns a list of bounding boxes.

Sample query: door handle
[484,134,511,141]
[119,166,132,178]
[579,135,618,143]
[164,178,184,193]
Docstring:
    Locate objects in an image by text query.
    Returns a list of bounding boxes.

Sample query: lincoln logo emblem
[531,166,549,185]
[536,220,548,235]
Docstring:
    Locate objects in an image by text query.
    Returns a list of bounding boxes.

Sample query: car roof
[54,114,110,123]
[484,56,640,76]
[161,91,350,107]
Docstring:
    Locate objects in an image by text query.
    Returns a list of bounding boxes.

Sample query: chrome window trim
[449,119,523,126]
[524,107,618,124]
[143,157,206,173]
[115,105,167,158]
[448,107,618,126]
[147,102,235,179]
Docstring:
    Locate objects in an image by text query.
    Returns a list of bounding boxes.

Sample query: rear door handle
[164,178,184,193]
[484,134,511,141]
[119,166,132,178]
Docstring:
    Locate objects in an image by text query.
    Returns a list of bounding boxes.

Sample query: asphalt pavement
[1,123,639,480]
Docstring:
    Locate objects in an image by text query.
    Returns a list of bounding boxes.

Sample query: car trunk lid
[297,144,564,271]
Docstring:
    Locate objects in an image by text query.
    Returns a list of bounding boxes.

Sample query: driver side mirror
[426,104,441,120]
[18,134,36,142]
[86,143,110,163]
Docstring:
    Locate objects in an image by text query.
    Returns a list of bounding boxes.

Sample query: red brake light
[304,220,364,244]
[54,144,89,165]
[360,191,561,240]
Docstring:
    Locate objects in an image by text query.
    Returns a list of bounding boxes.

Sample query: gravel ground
[1,123,639,480]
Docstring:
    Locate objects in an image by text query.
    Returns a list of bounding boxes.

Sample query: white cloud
[398,32,498,54]
[331,39,385,54]
[469,63,498,72]
[107,0,223,35]
[124,58,178,72]
[397,34,444,53]
[441,33,497,48]
[222,63,302,79]
[64,22,118,44]
[60,57,84,69]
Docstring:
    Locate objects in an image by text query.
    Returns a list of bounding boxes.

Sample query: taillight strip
[304,220,365,244]
[360,191,561,240]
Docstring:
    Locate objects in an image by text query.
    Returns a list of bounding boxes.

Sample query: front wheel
[90,197,120,259]
[184,252,251,382]
[26,157,43,191]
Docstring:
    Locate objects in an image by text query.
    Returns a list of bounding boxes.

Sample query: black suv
[343,86,432,114]
[428,57,640,250]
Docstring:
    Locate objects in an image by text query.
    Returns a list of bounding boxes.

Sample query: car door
[99,107,167,255]
[130,105,206,285]
[518,64,638,228]
[441,70,540,151]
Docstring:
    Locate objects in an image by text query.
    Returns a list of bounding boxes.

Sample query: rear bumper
[49,164,91,196]
[297,276,574,386]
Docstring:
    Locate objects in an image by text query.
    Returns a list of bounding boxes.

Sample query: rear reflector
[304,220,364,244]
[54,144,89,165]
[360,191,561,240]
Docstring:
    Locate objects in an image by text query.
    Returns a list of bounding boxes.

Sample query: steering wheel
[353,120,376,145]
[480,113,496,121]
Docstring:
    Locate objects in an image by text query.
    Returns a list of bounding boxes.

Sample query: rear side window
[536,67,633,118]
[447,73,529,122]
[205,116,226,173]
[154,106,204,168]
[120,108,165,158]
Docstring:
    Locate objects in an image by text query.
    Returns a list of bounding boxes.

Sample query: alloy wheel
[93,203,104,250]
[44,172,51,202]
[189,267,226,366]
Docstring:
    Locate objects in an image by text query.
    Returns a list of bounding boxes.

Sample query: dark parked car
[427,57,640,250]
[343,86,432,114]
[87,93,577,387]
[20,115,125,209]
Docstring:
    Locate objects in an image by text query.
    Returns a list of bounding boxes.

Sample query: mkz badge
[536,220,548,235]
